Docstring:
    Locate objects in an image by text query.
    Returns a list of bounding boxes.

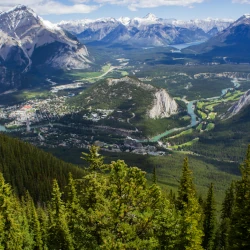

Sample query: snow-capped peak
[243,14,250,19]
[40,18,61,31]
[232,14,250,27]
[4,4,38,18]
[118,17,131,25]
[144,13,158,21]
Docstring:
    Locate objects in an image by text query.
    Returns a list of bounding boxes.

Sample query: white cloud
[232,0,250,3]
[0,0,99,15]
[0,0,205,15]
[93,0,204,10]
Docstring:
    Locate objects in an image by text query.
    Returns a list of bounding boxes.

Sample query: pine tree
[153,166,157,184]
[23,192,43,250]
[202,183,216,250]
[66,173,95,249]
[214,182,235,250]
[229,145,250,249]
[47,180,74,250]
[101,160,162,249]
[0,173,32,249]
[176,158,204,250]
[81,145,105,171]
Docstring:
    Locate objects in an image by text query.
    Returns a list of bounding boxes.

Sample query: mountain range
[58,14,233,47]
[0,5,91,91]
[186,14,250,61]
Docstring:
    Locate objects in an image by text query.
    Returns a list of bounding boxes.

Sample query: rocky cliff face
[225,89,250,118]
[70,76,178,120]
[58,14,232,47]
[149,89,178,119]
[107,76,178,118]
[0,5,92,91]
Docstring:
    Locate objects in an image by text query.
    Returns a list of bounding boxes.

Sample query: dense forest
[0,133,250,249]
[0,134,84,202]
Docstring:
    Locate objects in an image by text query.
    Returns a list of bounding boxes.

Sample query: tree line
[0,142,250,249]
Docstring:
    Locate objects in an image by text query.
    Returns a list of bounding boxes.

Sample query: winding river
[0,79,242,143]
[148,78,241,142]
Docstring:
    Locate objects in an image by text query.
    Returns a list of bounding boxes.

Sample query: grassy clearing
[224,90,244,101]
[170,137,199,149]
[168,128,193,139]
[15,90,52,100]
[67,63,112,80]
[208,112,217,120]
[196,123,203,131]
[205,123,215,131]
[197,110,207,119]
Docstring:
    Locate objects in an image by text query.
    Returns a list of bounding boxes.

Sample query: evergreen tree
[81,145,105,171]
[0,173,33,249]
[176,158,204,250]
[153,166,157,184]
[66,173,95,249]
[229,145,250,249]
[22,192,43,250]
[47,180,74,250]
[215,182,235,250]
[202,183,216,250]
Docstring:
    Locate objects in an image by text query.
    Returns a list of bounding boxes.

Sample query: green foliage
[215,182,235,250]
[177,158,204,250]
[202,183,217,250]
[0,133,84,202]
[47,180,74,250]
[229,145,250,249]
[0,173,33,249]
[0,139,250,249]
[81,145,105,171]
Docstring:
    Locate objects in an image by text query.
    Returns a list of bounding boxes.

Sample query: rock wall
[149,89,178,119]
[226,89,250,118]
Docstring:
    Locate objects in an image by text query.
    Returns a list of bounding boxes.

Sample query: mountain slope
[187,15,250,61]
[0,133,84,202]
[68,76,178,119]
[224,89,250,118]
[0,5,91,91]
[58,14,232,47]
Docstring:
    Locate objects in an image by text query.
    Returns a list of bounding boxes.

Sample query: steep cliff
[149,89,178,119]
[226,89,250,118]
[68,76,178,119]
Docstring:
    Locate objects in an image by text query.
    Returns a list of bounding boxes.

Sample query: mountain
[0,133,84,202]
[58,14,232,46]
[172,18,233,33]
[187,14,250,62]
[68,76,178,119]
[224,89,250,118]
[0,5,91,91]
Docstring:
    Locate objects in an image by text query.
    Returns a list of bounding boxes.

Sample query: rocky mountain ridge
[0,5,91,91]
[187,14,250,61]
[226,89,250,118]
[69,76,178,119]
[149,89,178,119]
[57,14,232,47]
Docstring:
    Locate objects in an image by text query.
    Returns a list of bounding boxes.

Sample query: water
[232,78,240,88]
[0,124,6,132]
[170,40,206,50]
[221,78,241,97]
[147,100,199,142]
[187,101,199,127]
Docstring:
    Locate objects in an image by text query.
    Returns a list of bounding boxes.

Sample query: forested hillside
[0,134,84,202]
[0,142,250,249]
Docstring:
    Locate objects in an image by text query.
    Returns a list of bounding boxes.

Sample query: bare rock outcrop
[224,89,250,118]
[149,89,178,119]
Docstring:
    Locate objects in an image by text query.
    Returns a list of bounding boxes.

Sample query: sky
[1,0,250,22]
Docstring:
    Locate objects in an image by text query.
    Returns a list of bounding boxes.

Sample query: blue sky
[1,0,250,22]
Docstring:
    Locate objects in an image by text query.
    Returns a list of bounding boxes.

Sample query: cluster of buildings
[0,96,71,129]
